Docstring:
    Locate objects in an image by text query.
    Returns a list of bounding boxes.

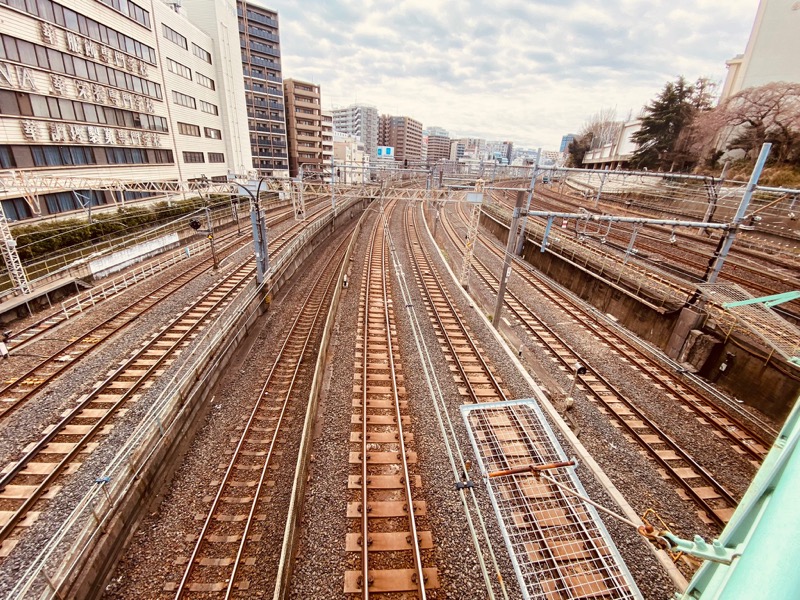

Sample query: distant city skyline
[261,0,760,149]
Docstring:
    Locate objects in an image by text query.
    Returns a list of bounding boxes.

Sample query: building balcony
[292,84,319,95]
[296,133,321,143]
[294,124,321,133]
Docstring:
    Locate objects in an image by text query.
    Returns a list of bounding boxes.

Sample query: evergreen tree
[630,76,708,171]
[566,133,592,167]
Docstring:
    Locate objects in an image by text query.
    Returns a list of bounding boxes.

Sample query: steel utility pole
[493,190,526,327]
[515,147,541,255]
[706,143,771,284]
[237,180,269,284]
[330,153,336,217]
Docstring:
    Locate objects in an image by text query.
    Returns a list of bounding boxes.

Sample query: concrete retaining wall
[479,210,800,420]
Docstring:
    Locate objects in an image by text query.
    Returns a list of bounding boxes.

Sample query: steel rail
[173,231,349,598]
[405,209,506,405]
[442,203,740,527]
[454,200,772,461]
[0,204,342,549]
[0,259,257,546]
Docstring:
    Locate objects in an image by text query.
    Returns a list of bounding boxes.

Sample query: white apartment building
[720,0,800,101]
[333,131,365,184]
[0,0,251,221]
[332,103,378,165]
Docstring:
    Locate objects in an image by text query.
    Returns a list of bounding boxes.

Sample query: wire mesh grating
[462,399,642,600]
[698,283,800,364]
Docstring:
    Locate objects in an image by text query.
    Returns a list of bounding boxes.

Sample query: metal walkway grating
[461,399,641,600]
[698,283,800,365]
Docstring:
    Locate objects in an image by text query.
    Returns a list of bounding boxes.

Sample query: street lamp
[233,178,270,284]
[192,175,218,270]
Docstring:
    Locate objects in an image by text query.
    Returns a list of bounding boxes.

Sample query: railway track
[168,225,352,598]
[454,201,774,460]
[404,204,640,598]
[5,201,307,352]
[440,202,756,527]
[345,204,439,597]
[0,203,337,557]
[0,256,259,556]
[0,233,249,421]
[405,207,508,405]
[515,187,800,315]
[0,203,331,423]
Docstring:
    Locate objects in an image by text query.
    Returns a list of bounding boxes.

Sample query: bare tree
[715,82,800,163]
[580,107,623,150]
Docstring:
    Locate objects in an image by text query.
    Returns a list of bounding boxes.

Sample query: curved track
[439,201,763,526]
[170,225,351,598]
[501,186,800,318]
[0,203,334,556]
[0,202,330,422]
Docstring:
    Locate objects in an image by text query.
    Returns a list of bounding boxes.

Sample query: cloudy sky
[261,0,759,150]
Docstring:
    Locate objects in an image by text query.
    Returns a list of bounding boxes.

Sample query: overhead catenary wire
[385,209,509,600]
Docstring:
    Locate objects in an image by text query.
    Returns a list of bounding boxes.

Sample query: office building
[283,78,322,177]
[332,104,378,164]
[0,0,251,222]
[560,134,577,153]
[449,140,465,161]
[236,2,289,178]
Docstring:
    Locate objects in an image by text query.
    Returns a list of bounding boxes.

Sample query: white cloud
[269,0,759,148]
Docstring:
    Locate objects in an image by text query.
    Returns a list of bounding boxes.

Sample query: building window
[1,198,32,221]
[6,0,157,62]
[192,43,211,64]
[204,127,221,139]
[208,152,224,163]
[31,145,96,167]
[0,145,16,169]
[167,58,192,80]
[105,147,173,164]
[199,100,218,115]
[178,122,201,136]
[172,91,196,109]
[183,151,205,163]
[162,24,187,49]
[196,72,215,90]
[96,0,151,28]
[44,189,106,215]
[0,91,168,132]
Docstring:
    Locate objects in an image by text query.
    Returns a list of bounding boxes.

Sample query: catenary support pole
[204,206,219,270]
[493,190,526,327]
[515,147,541,255]
[706,143,770,284]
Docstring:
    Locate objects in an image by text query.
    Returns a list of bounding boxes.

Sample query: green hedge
[12,197,224,263]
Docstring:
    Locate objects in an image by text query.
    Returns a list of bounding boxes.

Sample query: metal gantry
[0,208,31,295]
[459,180,485,290]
